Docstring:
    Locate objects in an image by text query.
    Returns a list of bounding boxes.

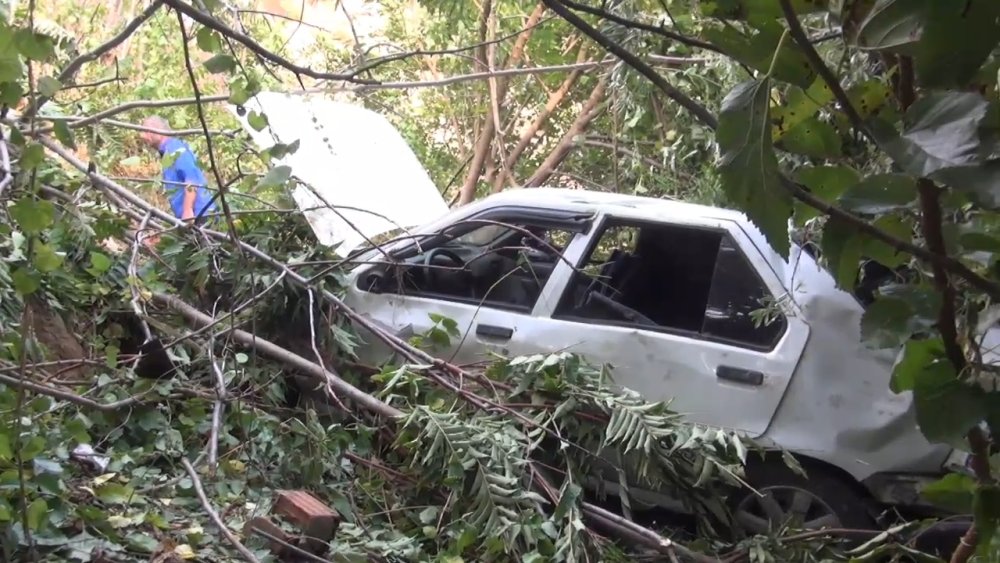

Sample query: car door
[343,205,594,367]
[491,212,809,438]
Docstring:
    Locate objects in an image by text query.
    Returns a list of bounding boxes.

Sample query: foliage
[0,0,998,562]
[549,0,1000,561]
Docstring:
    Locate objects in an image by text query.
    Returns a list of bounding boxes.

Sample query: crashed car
[341,187,973,534]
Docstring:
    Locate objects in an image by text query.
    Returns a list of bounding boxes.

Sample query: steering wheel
[422,247,467,286]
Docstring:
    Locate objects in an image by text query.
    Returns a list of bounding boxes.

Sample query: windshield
[450,223,513,247]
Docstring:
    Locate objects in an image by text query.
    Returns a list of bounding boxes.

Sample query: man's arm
[181,184,197,221]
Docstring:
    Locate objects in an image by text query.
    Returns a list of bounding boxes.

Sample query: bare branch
[778,0,872,142]
[544,0,719,129]
[162,0,374,84]
[555,0,725,55]
[525,77,608,187]
[181,458,262,563]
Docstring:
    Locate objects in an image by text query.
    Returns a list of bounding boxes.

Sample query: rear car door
[343,206,594,367]
[504,213,809,438]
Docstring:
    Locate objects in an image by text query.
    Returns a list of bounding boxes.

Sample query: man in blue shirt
[140,116,216,223]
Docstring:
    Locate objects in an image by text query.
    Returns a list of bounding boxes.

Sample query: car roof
[479,187,749,223]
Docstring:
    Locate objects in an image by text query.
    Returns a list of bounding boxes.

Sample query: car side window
[553,220,786,350]
[358,219,575,313]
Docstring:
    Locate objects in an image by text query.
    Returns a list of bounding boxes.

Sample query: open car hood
[228,91,449,256]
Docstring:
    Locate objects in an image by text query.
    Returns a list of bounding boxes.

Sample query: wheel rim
[733,486,841,535]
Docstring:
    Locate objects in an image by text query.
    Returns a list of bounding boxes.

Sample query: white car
[341,187,970,533]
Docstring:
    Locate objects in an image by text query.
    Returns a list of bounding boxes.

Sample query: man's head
[140,116,171,149]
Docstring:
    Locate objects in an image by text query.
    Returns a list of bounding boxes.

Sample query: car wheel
[729,460,877,537]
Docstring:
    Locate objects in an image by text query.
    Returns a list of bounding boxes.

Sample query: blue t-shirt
[159,137,216,219]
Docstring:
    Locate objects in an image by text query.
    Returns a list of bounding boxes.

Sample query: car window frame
[550,216,789,352]
[355,206,595,314]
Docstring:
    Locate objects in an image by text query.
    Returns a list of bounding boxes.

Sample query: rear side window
[553,220,786,350]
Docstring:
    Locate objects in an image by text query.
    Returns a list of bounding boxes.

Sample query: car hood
[228,91,449,257]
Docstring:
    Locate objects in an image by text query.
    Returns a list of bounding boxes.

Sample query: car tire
[728,459,878,538]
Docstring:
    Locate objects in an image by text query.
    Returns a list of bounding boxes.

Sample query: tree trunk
[492,42,589,192]
[456,2,546,205]
[524,76,608,188]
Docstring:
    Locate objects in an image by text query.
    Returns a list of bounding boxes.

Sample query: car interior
[357,220,575,312]
[358,215,786,349]
[554,220,786,349]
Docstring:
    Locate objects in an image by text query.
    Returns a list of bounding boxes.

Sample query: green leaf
[820,218,863,289]
[25,498,47,530]
[36,76,60,97]
[0,432,10,460]
[203,53,237,74]
[52,121,76,150]
[14,29,55,61]
[247,110,268,131]
[32,243,63,273]
[846,79,894,119]
[19,435,44,460]
[794,165,859,224]
[912,360,987,444]
[913,0,1000,89]
[95,482,135,505]
[891,338,944,392]
[876,91,990,177]
[703,22,815,87]
[12,267,40,295]
[862,284,937,351]
[860,297,913,349]
[771,79,835,142]
[10,197,55,234]
[256,165,292,189]
[853,0,925,52]
[418,506,440,525]
[0,25,23,82]
[554,482,582,519]
[195,27,222,52]
[119,155,141,167]
[160,150,180,169]
[932,160,1000,209]
[267,140,300,160]
[717,79,792,259]
[921,473,976,513]
[0,80,24,105]
[89,251,112,274]
[19,142,44,170]
[838,173,916,214]
[777,117,842,158]
[228,76,260,106]
[701,0,828,21]
[974,485,1000,557]
[862,215,912,268]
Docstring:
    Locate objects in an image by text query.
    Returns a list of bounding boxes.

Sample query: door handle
[476,324,513,340]
[716,365,764,386]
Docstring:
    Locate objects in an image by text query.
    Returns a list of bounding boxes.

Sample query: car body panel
[228,92,450,257]
[342,187,954,491]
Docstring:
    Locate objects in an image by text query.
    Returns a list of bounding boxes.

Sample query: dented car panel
[343,188,955,506]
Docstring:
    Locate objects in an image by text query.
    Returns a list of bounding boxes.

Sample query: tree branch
[525,77,608,187]
[181,458,262,563]
[544,0,718,129]
[555,0,725,55]
[153,291,403,420]
[778,0,872,142]
[162,0,375,84]
[492,42,590,192]
[29,0,164,116]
